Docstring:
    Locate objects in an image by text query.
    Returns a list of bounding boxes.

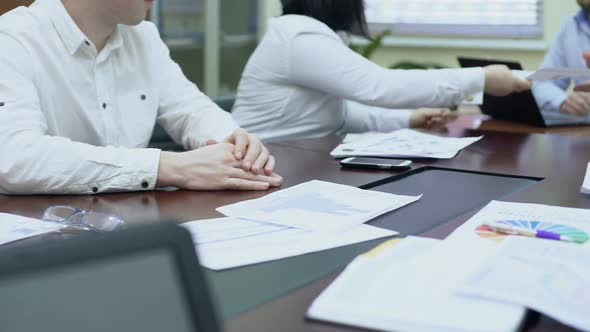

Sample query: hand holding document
[182,217,396,270]
[0,213,64,245]
[331,129,483,159]
[217,180,421,232]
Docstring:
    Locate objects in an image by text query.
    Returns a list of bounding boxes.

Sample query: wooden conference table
[0,114,589,332]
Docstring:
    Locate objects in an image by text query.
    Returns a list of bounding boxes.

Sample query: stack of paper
[307,237,525,332]
[446,200,590,331]
[331,129,483,159]
[309,200,590,331]
[582,162,590,194]
[182,180,420,270]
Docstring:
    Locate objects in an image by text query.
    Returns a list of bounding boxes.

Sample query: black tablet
[0,223,219,332]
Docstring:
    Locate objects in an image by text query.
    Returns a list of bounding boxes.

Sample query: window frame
[365,0,545,39]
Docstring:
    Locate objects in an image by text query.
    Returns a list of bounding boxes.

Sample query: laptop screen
[0,249,196,332]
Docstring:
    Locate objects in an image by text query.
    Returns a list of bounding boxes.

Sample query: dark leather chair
[149,96,235,151]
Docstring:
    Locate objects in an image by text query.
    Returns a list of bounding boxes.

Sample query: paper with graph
[217,180,420,231]
[458,236,590,331]
[182,217,396,270]
[308,237,525,332]
[331,129,483,159]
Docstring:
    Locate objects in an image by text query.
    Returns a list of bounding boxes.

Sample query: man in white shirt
[0,0,282,194]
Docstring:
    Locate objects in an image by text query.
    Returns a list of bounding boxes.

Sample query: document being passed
[331,129,483,159]
[527,67,590,81]
[217,180,421,231]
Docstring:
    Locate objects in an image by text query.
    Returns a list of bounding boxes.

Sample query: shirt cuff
[62,148,161,194]
[457,67,486,105]
[549,93,568,113]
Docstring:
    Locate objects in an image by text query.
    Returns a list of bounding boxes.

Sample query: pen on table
[483,221,574,243]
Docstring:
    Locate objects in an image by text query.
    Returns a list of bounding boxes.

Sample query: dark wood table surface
[0,115,589,332]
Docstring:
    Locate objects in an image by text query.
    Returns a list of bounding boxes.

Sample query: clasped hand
[157,129,283,191]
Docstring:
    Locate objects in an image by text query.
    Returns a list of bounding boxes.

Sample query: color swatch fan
[475,220,589,244]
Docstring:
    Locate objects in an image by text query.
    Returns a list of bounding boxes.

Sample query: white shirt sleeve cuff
[76,148,161,194]
[457,67,486,105]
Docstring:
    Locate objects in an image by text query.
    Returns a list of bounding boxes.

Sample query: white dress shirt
[0,0,238,194]
[232,15,485,142]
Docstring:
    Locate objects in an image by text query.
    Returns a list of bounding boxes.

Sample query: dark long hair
[281,0,369,37]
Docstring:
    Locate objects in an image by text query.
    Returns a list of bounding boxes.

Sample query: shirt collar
[35,0,87,55]
[38,0,124,56]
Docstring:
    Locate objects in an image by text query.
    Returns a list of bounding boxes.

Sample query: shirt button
[85,40,91,46]
[0,102,4,107]
[102,103,107,109]
[140,94,147,101]
[141,181,149,189]
[92,187,99,193]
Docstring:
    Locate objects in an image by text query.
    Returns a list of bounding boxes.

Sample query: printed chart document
[458,236,590,332]
[182,217,396,270]
[445,200,590,331]
[582,163,590,194]
[308,237,525,332]
[217,180,421,232]
[331,129,483,159]
[527,67,590,81]
[446,200,590,246]
[0,213,65,245]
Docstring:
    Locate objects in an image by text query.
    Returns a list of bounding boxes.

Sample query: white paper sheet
[308,237,525,332]
[182,217,397,270]
[527,67,590,81]
[216,180,421,232]
[582,163,590,194]
[331,129,482,159]
[0,213,65,245]
[511,70,534,80]
[458,236,590,332]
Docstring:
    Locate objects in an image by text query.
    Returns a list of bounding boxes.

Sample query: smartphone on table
[339,157,412,170]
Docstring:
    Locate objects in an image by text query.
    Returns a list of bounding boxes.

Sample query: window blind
[365,0,544,38]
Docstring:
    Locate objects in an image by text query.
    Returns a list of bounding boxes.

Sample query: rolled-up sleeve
[147,24,239,151]
[0,34,161,195]
[532,22,571,113]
